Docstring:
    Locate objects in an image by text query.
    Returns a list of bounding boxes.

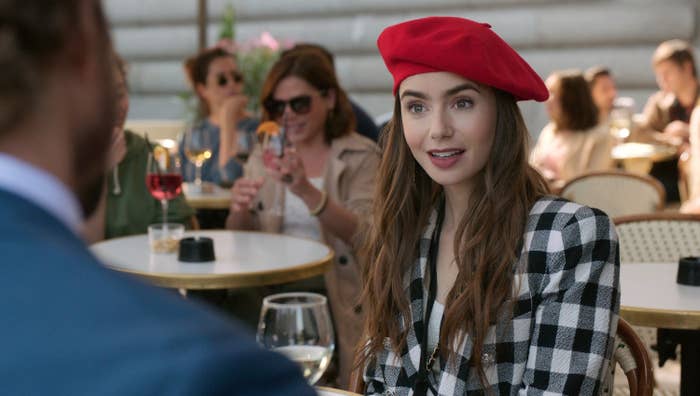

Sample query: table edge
[105,250,334,289]
[620,305,700,330]
[185,198,230,209]
[315,386,361,396]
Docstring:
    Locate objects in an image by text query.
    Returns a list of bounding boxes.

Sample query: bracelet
[309,189,328,216]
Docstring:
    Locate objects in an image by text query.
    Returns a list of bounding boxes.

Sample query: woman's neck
[442,183,472,232]
[207,113,220,126]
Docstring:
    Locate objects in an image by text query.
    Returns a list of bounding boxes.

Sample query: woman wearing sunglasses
[357,17,619,395]
[226,49,380,389]
[180,47,254,185]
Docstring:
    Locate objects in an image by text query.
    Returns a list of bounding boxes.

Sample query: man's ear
[61,0,111,77]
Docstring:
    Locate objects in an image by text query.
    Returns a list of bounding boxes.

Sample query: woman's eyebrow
[400,83,480,100]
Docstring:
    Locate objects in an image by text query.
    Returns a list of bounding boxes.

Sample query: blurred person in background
[640,39,699,144]
[530,70,614,188]
[680,101,700,212]
[585,66,618,125]
[226,48,380,388]
[83,53,194,242]
[181,47,256,186]
[282,43,381,141]
[0,1,315,394]
[637,39,699,202]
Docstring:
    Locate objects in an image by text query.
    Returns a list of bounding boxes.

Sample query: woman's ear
[324,88,336,111]
[195,82,208,102]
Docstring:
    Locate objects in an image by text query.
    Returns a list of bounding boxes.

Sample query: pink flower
[258,32,279,51]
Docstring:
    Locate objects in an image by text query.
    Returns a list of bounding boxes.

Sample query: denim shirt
[179,118,258,186]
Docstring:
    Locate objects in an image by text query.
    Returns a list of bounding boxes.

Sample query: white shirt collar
[0,154,82,233]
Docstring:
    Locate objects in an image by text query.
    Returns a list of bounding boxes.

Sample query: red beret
[377,16,548,102]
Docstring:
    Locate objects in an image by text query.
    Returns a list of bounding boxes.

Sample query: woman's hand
[230,177,263,212]
[221,94,250,123]
[219,94,251,167]
[265,147,312,196]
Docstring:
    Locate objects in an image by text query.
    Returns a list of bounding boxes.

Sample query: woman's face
[197,56,243,114]
[590,75,617,116]
[268,75,335,145]
[544,75,562,121]
[399,71,496,190]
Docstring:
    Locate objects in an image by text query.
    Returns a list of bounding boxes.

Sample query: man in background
[0,1,313,394]
[638,39,699,202]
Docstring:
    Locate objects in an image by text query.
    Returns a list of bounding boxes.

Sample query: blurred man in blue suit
[0,1,315,395]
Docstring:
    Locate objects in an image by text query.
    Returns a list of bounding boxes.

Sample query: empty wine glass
[257,292,335,385]
[182,125,214,190]
[610,97,635,143]
[145,147,182,225]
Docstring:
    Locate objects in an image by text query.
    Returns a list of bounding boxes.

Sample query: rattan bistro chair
[614,213,700,393]
[559,170,665,218]
[614,212,700,263]
[349,319,653,395]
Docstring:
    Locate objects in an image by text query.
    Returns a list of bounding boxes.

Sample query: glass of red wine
[146,147,183,225]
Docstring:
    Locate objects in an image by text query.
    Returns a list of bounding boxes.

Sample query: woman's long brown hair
[357,89,549,389]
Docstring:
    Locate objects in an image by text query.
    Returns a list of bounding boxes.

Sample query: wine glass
[257,292,335,385]
[610,97,636,144]
[235,129,254,164]
[146,147,183,225]
[182,126,214,190]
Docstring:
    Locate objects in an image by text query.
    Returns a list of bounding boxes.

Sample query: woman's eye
[453,98,473,109]
[407,102,426,113]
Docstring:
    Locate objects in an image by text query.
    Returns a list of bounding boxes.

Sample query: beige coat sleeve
[339,147,381,217]
[584,126,616,172]
[640,91,668,134]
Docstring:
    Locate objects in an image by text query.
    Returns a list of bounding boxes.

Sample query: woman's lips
[427,149,465,169]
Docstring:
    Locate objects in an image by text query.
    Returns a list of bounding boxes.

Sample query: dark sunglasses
[217,71,244,87]
[264,95,312,118]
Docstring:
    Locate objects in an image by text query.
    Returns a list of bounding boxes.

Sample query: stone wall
[106,0,699,137]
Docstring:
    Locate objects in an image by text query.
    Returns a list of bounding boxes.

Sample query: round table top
[91,230,333,289]
[611,142,677,161]
[620,262,700,329]
[182,182,231,210]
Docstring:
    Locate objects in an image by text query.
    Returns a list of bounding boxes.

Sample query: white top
[620,262,700,313]
[0,154,81,233]
[427,300,444,353]
[91,230,332,288]
[283,177,323,240]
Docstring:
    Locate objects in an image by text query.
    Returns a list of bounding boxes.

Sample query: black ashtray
[178,237,215,262]
[677,257,700,286]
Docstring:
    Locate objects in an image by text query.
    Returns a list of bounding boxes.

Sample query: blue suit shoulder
[0,193,313,395]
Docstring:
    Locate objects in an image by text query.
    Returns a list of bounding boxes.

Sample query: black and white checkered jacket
[363,197,620,395]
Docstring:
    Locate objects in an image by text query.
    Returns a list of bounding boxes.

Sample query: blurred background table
[182,182,231,210]
[620,262,700,396]
[92,230,333,290]
[612,142,678,175]
[316,386,361,396]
